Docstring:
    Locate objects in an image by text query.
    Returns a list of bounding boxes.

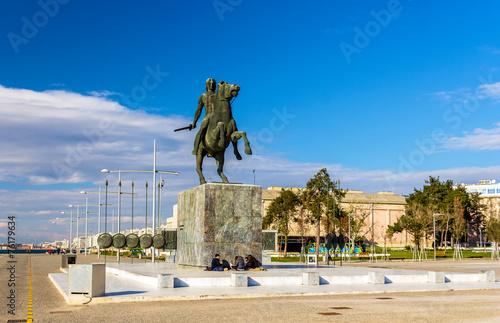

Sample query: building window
[488,189,495,194]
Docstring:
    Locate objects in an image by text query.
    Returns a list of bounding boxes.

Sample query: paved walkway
[48,255,500,305]
[3,254,500,322]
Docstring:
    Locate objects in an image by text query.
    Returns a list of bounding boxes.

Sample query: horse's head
[217,81,240,101]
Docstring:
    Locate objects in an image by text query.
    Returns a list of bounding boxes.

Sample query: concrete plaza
[2,254,500,322]
[46,254,500,305]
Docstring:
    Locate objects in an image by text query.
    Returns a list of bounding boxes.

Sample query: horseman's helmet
[205,78,216,92]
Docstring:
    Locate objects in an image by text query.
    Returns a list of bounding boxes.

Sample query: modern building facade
[460,180,500,218]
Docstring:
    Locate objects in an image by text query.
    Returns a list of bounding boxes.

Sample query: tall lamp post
[61,210,73,252]
[433,213,443,261]
[101,169,179,262]
[83,210,98,256]
[433,213,436,261]
[68,205,80,253]
[81,189,136,258]
[69,203,113,255]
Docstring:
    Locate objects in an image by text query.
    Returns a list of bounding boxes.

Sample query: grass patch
[270,249,492,262]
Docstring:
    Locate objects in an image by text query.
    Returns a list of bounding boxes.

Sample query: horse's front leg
[226,120,242,159]
[231,131,252,155]
[196,149,207,185]
[214,151,229,183]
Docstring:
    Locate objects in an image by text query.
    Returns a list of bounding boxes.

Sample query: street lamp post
[84,210,98,256]
[100,141,179,263]
[61,210,73,252]
[433,213,443,261]
[85,197,88,255]
[159,178,165,228]
[348,211,351,263]
[81,189,135,259]
[433,213,436,261]
[69,203,113,255]
[67,205,80,254]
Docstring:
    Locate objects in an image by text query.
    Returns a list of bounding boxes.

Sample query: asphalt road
[2,254,500,322]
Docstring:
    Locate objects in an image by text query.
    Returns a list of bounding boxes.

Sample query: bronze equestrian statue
[176,79,252,184]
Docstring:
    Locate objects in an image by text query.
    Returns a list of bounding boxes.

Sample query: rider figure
[191,78,216,155]
[191,79,243,159]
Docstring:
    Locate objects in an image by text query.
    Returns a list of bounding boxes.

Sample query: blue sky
[1,1,500,244]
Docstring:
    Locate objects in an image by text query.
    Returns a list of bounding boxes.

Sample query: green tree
[301,168,344,259]
[468,192,486,243]
[451,197,467,244]
[485,216,500,259]
[294,206,310,259]
[389,201,432,251]
[398,176,484,249]
[342,203,370,251]
[263,188,301,257]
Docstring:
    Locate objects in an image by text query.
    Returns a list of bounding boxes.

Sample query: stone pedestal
[177,183,262,267]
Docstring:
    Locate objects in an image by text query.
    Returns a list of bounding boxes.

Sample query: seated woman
[245,255,258,269]
[231,255,246,270]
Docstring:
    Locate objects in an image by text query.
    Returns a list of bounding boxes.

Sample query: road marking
[27,256,33,323]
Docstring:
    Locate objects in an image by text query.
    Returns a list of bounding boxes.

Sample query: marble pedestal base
[177,183,262,267]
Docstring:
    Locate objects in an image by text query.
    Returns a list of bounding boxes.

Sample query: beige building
[168,186,408,248]
[262,187,407,248]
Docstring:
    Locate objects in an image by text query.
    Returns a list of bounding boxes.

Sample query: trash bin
[61,254,77,268]
[68,264,105,297]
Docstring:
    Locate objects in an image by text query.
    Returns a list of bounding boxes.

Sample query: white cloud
[478,45,500,55]
[477,82,500,101]
[0,85,191,186]
[428,88,472,104]
[87,90,120,98]
[443,123,500,151]
[430,80,500,106]
[430,91,453,102]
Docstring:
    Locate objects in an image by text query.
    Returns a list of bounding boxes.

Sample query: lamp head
[101,169,110,173]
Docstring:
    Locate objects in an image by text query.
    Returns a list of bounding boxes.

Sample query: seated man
[211,254,223,271]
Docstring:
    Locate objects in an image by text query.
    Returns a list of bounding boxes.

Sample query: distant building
[169,186,408,248]
[458,179,500,218]
[263,187,407,248]
[22,243,35,250]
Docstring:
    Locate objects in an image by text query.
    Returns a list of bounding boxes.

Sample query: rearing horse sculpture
[195,81,252,184]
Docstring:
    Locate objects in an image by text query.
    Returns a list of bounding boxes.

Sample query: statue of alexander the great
[176,79,252,184]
